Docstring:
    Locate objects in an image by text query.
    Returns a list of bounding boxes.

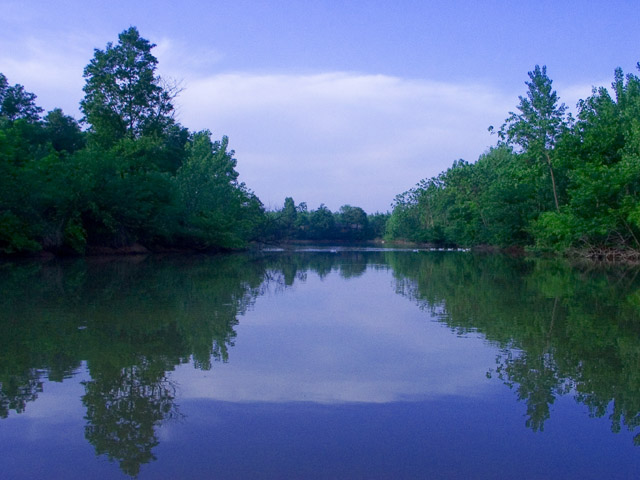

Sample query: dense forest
[0,27,382,256]
[0,27,261,254]
[386,65,640,258]
[3,26,640,256]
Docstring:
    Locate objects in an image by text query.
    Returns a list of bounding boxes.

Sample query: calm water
[1,248,639,479]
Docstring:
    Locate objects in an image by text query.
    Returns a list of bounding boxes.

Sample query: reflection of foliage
[3,247,640,477]
[0,251,387,474]
[388,251,640,444]
[80,303,186,476]
[0,369,43,418]
[0,251,385,417]
[0,254,266,474]
[83,362,179,477]
[259,250,386,283]
[495,349,572,432]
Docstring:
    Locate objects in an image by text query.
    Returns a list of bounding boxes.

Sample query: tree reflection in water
[1,250,640,477]
[82,361,179,477]
[387,251,640,445]
[0,368,43,419]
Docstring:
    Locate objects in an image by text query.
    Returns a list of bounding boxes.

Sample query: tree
[532,66,640,251]
[338,205,368,240]
[175,131,264,249]
[43,108,85,153]
[0,73,43,123]
[281,197,298,236]
[80,27,177,144]
[497,65,570,212]
[367,212,389,239]
[309,204,336,239]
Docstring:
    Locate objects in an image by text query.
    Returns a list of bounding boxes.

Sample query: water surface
[1,249,639,478]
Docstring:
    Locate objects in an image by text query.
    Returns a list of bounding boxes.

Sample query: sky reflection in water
[174,267,497,404]
[1,250,639,479]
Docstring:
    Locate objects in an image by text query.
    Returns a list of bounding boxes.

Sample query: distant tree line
[263,197,388,243]
[386,65,640,258]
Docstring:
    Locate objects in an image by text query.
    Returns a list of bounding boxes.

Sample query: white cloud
[154,37,225,78]
[177,72,513,212]
[0,33,96,117]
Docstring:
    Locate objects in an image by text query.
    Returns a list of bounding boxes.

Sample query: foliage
[387,63,640,254]
[386,147,536,247]
[0,73,43,122]
[80,27,177,145]
[4,31,640,255]
[532,66,640,252]
[496,65,572,212]
[0,28,265,255]
[175,131,264,249]
[263,198,387,242]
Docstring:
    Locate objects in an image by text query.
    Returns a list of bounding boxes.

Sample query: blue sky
[2,1,639,212]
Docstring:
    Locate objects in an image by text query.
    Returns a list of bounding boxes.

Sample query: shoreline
[3,239,640,266]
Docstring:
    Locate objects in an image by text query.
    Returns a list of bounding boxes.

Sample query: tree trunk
[545,151,560,212]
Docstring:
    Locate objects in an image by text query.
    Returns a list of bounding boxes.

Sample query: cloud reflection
[173,268,497,404]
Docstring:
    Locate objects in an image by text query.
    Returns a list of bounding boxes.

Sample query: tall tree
[497,65,570,212]
[280,197,298,237]
[80,27,176,144]
[309,204,336,239]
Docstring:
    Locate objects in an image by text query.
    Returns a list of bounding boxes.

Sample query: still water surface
[1,248,639,478]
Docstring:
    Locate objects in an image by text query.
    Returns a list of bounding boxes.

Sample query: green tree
[42,108,85,153]
[532,66,640,252]
[0,73,43,123]
[80,27,177,145]
[367,211,389,239]
[0,28,271,256]
[309,204,336,239]
[281,197,298,237]
[386,186,431,243]
[472,146,537,246]
[175,131,264,249]
[497,65,571,212]
[337,205,369,240]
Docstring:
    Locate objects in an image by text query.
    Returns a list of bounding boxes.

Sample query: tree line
[6,26,638,256]
[263,197,388,243]
[1,27,385,256]
[386,65,640,258]
[0,27,268,254]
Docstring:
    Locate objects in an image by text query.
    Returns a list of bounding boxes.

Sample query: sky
[2,1,640,213]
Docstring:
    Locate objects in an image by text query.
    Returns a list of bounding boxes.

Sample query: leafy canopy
[80,27,176,144]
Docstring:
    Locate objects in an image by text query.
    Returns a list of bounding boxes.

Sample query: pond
[1,248,639,479]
